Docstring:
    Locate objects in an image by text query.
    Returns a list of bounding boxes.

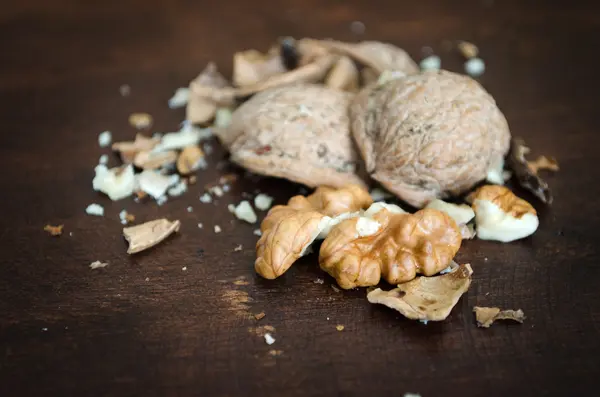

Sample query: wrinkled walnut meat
[367,263,473,321]
[216,84,365,188]
[255,185,372,279]
[474,306,525,328]
[350,70,511,207]
[319,207,462,289]
[470,185,538,242]
[507,137,558,204]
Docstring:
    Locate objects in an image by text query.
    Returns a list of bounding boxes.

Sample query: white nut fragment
[138,170,180,199]
[419,55,441,71]
[471,185,539,242]
[98,131,112,147]
[112,134,160,163]
[425,199,474,225]
[199,193,212,203]
[264,333,276,345]
[128,113,153,130]
[367,263,473,321]
[486,157,506,185]
[99,154,108,165]
[168,87,190,109]
[465,58,485,77]
[214,108,233,128]
[122,218,181,254]
[363,202,406,217]
[89,260,108,269]
[350,70,510,207]
[355,217,381,237]
[167,180,188,197]
[233,200,258,224]
[93,164,136,201]
[85,203,105,216]
[153,124,211,152]
[254,194,274,211]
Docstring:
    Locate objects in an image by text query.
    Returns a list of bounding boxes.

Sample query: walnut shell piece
[233,47,286,87]
[350,70,511,207]
[470,185,539,242]
[216,84,365,188]
[186,62,230,124]
[123,218,181,254]
[319,208,462,289]
[367,263,473,321]
[255,185,372,279]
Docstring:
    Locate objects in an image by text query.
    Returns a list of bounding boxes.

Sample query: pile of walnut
[181,37,558,324]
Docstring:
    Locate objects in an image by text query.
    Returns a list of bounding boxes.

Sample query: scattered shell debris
[336,324,345,331]
[214,225,222,233]
[234,244,243,252]
[314,278,324,284]
[254,312,266,320]
[85,203,105,216]
[44,224,64,236]
[457,41,479,59]
[123,218,181,254]
[474,306,525,328]
[89,261,108,269]
[268,349,283,356]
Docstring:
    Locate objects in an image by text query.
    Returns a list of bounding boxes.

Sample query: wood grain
[1,0,599,396]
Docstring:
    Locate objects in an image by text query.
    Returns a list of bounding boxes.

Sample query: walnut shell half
[217,84,365,188]
[350,70,511,207]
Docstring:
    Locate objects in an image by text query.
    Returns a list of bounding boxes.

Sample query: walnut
[319,207,462,289]
[255,185,372,279]
[216,84,365,188]
[350,70,511,207]
[470,185,539,242]
[301,39,419,75]
[367,263,473,321]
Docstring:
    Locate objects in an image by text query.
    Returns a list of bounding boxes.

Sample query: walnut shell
[350,70,511,207]
[217,84,365,188]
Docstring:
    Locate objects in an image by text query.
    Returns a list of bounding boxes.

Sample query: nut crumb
[254,193,274,211]
[234,244,243,252]
[98,131,112,147]
[182,266,187,271]
[89,261,108,269]
[233,279,249,286]
[314,278,324,284]
[457,41,479,59]
[253,229,262,236]
[85,203,105,217]
[44,224,64,236]
[199,193,212,203]
[128,113,153,129]
[254,312,266,320]
[119,84,131,96]
[145,277,150,282]
[214,225,222,233]
[264,333,276,345]
[268,349,283,356]
[336,324,345,331]
[197,223,203,229]
[474,306,525,328]
[331,285,341,293]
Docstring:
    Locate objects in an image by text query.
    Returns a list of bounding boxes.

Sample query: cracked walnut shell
[255,185,372,279]
[319,207,462,289]
[216,84,365,188]
[350,70,511,207]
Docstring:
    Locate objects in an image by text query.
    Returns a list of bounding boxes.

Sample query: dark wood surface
[1,1,599,396]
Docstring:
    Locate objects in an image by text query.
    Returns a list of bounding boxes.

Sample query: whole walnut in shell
[319,207,462,289]
[215,84,365,188]
[350,70,511,207]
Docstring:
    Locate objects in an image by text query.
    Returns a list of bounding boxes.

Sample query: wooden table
[1,1,598,396]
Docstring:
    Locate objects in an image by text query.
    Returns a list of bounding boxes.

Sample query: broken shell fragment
[350,70,511,207]
[133,150,178,170]
[233,47,286,87]
[177,146,206,175]
[474,306,525,328]
[470,185,539,242]
[325,56,359,92]
[306,39,419,75]
[186,62,230,124]
[92,164,136,201]
[44,224,64,236]
[123,218,181,254]
[507,137,557,204]
[216,84,365,188]
[367,263,473,321]
[112,134,159,163]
